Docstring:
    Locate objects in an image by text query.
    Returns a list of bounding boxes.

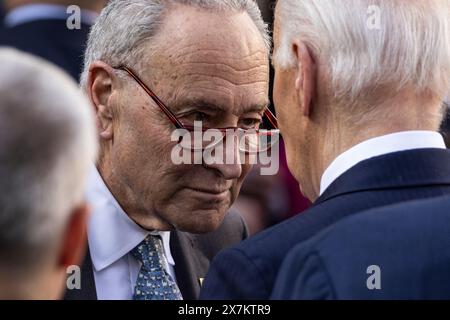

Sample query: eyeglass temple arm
[264,108,278,129]
[117,66,184,129]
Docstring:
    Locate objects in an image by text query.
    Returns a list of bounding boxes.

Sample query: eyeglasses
[113,65,280,154]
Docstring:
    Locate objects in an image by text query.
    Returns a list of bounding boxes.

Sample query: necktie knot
[131,235,167,272]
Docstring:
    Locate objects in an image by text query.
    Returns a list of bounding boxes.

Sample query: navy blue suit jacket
[200,149,450,299]
[272,195,450,299]
[0,19,91,80]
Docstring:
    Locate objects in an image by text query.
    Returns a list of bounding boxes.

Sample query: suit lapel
[170,230,210,300]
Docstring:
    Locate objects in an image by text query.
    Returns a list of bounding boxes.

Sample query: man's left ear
[292,41,316,117]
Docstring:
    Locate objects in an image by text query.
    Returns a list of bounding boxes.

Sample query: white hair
[0,48,97,270]
[80,0,271,89]
[275,0,450,104]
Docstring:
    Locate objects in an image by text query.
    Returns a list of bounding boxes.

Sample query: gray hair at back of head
[275,0,450,104]
[0,48,97,270]
[80,0,271,89]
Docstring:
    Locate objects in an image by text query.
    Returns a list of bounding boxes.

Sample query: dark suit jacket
[200,149,450,300]
[0,19,91,80]
[64,210,248,300]
[272,195,450,299]
[0,6,4,29]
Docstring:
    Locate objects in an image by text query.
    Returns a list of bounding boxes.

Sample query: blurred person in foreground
[0,47,97,299]
[201,0,450,300]
[65,0,276,300]
[0,0,107,80]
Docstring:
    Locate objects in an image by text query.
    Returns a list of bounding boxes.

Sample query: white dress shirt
[320,131,446,196]
[86,168,178,300]
[4,4,98,27]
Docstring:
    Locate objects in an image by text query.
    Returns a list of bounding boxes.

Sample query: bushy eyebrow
[171,98,269,115]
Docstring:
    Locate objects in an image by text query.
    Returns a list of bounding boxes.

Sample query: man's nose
[203,135,243,180]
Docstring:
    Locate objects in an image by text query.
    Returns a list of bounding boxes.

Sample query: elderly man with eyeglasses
[64,0,277,300]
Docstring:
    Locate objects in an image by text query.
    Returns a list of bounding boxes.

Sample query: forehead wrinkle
[179,59,267,72]
[170,47,268,70]
[170,44,268,67]
[172,48,268,63]
[171,59,268,88]
[178,73,267,87]
[173,59,266,85]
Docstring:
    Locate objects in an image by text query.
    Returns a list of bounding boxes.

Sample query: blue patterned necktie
[131,235,183,300]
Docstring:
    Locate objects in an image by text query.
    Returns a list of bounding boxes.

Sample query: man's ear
[292,41,316,117]
[87,61,116,140]
[58,203,90,269]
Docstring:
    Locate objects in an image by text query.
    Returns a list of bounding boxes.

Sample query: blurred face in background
[94,5,269,233]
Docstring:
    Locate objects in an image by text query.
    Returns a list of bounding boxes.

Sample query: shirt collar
[4,4,98,27]
[320,130,446,196]
[86,167,175,271]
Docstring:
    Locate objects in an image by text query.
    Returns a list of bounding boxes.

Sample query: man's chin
[173,208,228,234]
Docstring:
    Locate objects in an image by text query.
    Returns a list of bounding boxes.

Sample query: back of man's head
[275,0,450,120]
[0,47,97,299]
[272,0,449,201]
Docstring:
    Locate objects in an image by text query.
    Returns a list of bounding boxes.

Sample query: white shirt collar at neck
[86,168,175,271]
[319,131,446,196]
